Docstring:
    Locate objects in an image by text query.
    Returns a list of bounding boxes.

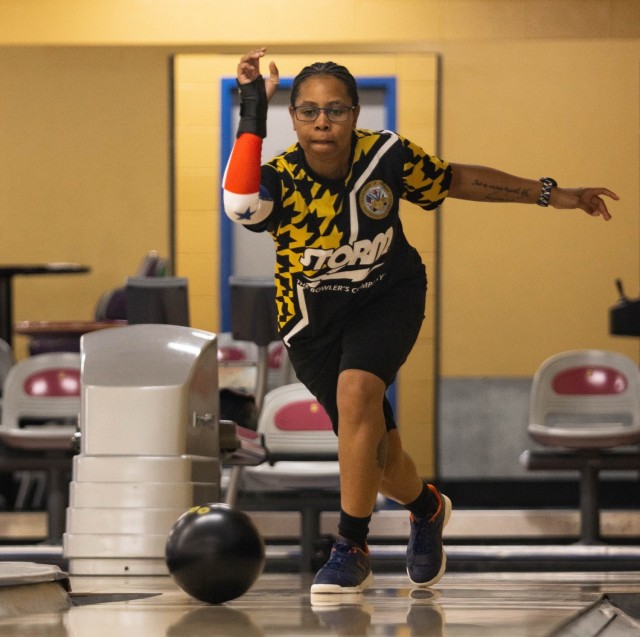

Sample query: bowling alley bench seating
[520,350,640,546]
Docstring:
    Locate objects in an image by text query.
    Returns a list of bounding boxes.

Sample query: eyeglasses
[292,105,356,123]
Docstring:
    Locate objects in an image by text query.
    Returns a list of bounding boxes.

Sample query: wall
[0,0,637,479]
[438,39,639,376]
[0,47,170,359]
[435,38,639,477]
[0,0,637,44]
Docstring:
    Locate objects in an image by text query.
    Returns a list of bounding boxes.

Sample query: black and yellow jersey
[247,128,451,346]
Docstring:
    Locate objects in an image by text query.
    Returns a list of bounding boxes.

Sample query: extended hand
[237,48,280,102]
[551,186,619,221]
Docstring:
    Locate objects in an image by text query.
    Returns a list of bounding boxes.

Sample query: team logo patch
[359,180,393,219]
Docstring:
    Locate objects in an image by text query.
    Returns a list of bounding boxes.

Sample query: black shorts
[286,274,427,433]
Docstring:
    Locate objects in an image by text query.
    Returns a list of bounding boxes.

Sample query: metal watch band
[537,177,557,207]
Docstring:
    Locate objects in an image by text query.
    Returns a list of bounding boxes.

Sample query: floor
[3,512,640,636]
[2,567,640,636]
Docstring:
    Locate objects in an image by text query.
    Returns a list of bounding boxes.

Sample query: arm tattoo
[471,178,532,203]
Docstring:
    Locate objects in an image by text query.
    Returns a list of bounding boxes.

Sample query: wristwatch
[537,177,557,207]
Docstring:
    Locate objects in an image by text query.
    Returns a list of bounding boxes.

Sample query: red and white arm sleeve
[222,133,274,225]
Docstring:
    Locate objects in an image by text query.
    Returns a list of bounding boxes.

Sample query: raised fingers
[237,48,267,84]
[265,61,280,101]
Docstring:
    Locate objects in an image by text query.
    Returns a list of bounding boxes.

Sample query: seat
[0,337,14,403]
[0,352,81,451]
[249,382,338,463]
[232,383,340,571]
[527,349,640,449]
[520,349,640,544]
[217,331,293,387]
[267,340,297,390]
[0,352,81,542]
[217,331,259,392]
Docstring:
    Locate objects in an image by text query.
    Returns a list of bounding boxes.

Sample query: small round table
[14,319,127,355]
[0,263,90,347]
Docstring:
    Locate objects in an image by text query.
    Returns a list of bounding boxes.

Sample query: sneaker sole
[310,570,375,594]
[407,494,452,588]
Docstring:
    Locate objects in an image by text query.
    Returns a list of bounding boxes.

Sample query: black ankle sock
[405,483,439,519]
[338,510,371,551]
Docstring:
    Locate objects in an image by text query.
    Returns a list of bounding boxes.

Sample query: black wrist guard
[236,76,268,139]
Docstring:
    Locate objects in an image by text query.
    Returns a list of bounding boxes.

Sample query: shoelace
[325,543,358,570]
[412,516,433,554]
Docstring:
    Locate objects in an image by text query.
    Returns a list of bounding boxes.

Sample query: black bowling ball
[166,503,265,604]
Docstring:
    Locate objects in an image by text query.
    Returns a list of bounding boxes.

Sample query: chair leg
[579,464,601,545]
[225,465,244,506]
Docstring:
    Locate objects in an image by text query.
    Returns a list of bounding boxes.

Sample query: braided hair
[290,62,359,107]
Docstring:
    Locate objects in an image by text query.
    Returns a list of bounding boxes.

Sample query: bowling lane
[2,570,635,637]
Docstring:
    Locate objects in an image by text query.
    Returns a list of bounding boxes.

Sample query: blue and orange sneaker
[310,535,374,593]
[406,487,452,586]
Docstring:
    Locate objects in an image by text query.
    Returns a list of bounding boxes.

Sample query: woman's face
[289,75,359,179]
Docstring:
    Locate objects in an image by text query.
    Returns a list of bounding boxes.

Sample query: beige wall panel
[175,85,217,127]
[437,39,639,376]
[175,251,217,330]
[176,171,217,211]
[404,335,437,380]
[398,377,436,477]
[0,0,639,45]
[174,56,229,334]
[189,295,218,330]
[398,84,438,129]
[0,48,169,358]
[402,207,437,254]
[174,128,218,170]
[612,0,640,37]
[175,211,217,256]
